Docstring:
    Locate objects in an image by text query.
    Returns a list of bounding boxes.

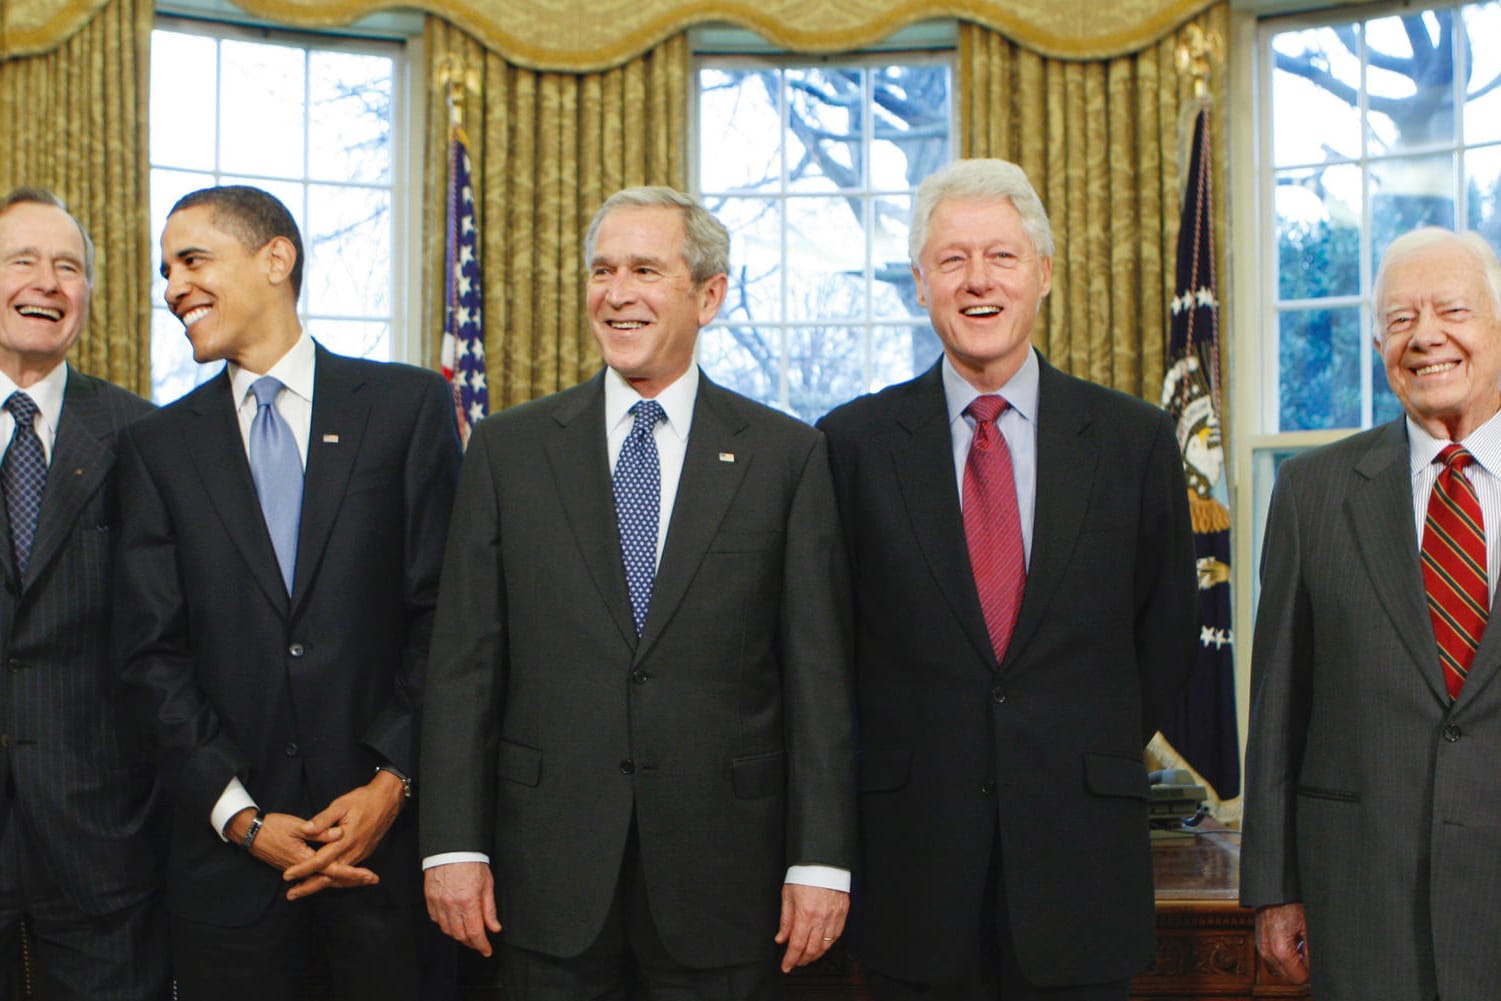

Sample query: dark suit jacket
[817,354,1196,987]
[113,345,461,925]
[420,369,857,969]
[1241,418,1501,1000]
[0,368,156,914]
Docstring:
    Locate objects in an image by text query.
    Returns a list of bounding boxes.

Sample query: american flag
[441,125,488,446]
[1159,103,1239,800]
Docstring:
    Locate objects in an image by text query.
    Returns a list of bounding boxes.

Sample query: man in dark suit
[113,185,461,1000]
[817,159,1197,1001]
[0,188,165,1001]
[420,186,857,1000]
[1242,227,1501,1000]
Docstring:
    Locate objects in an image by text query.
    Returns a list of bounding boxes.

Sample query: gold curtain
[0,0,152,395]
[422,21,688,408]
[960,2,1229,402]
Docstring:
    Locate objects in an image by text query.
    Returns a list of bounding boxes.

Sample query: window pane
[305,184,391,315]
[151,32,218,172]
[871,195,919,319]
[304,318,389,359]
[785,198,865,323]
[151,307,215,402]
[1275,166,1361,300]
[712,196,782,325]
[309,50,394,184]
[1462,2,1501,144]
[871,65,951,191]
[1272,26,1362,165]
[785,67,862,194]
[219,39,306,179]
[1369,153,1455,267]
[1278,307,1363,431]
[1370,344,1405,425]
[871,324,935,390]
[1366,13,1456,153]
[1466,144,1501,254]
[698,68,781,193]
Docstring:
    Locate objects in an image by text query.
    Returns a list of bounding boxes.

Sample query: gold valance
[5,0,1218,67]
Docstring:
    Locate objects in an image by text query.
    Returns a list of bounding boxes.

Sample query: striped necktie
[1421,443,1489,700]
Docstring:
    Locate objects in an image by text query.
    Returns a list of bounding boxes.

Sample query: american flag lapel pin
[322,433,340,444]
[718,452,735,463]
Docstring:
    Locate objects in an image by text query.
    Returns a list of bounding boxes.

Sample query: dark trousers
[171,878,455,1001]
[865,831,1129,1001]
[0,791,169,1001]
[500,820,779,1001]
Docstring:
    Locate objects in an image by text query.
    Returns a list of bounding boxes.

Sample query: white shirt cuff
[211,778,258,841]
[785,864,851,893]
[423,851,491,871]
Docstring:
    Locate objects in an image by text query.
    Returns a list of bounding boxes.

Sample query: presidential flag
[441,125,488,446]
[1159,103,1239,800]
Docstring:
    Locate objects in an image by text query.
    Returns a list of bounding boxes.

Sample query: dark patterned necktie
[962,395,1025,662]
[2,391,48,576]
[614,400,665,636]
[1421,443,1489,700]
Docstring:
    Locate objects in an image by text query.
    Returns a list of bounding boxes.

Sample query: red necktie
[1421,444,1489,700]
[963,395,1026,662]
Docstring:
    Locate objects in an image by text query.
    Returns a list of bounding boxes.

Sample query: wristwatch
[376,764,413,800]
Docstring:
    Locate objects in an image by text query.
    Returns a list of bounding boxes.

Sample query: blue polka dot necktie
[248,376,303,595]
[614,399,666,636]
[2,391,47,577]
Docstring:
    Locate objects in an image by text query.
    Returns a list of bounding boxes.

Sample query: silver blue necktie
[248,376,303,594]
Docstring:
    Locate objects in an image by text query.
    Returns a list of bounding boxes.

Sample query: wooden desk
[1132,829,1308,999]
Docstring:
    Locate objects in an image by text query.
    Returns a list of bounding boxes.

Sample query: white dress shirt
[210,331,317,839]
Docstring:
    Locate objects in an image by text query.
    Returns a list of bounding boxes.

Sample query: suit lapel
[1003,360,1098,670]
[24,370,113,590]
[635,377,751,662]
[290,348,369,614]
[1346,419,1448,702]
[888,364,996,668]
[185,371,289,613]
[544,373,638,651]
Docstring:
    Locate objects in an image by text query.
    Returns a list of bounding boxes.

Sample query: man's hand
[1255,902,1310,984]
[774,884,848,973]
[282,771,405,892]
[425,861,502,957]
[222,808,379,900]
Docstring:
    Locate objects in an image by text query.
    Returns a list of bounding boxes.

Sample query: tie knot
[4,391,38,427]
[1438,443,1476,473]
[629,399,666,435]
[251,376,285,409]
[966,395,1008,426]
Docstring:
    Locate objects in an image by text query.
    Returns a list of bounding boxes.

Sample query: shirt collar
[1407,406,1501,479]
[0,360,69,431]
[604,364,699,443]
[941,347,1039,427]
[230,331,316,409]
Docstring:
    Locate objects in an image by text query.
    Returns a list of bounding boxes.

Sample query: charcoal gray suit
[0,367,164,1000]
[1242,417,1501,999]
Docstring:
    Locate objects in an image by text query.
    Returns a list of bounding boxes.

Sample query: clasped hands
[225,768,407,901]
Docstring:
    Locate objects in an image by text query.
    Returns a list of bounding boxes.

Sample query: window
[148,17,414,403]
[692,44,954,422]
[1235,0,1501,621]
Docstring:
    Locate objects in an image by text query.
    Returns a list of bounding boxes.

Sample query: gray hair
[584,186,729,285]
[0,186,96,282]
[1373,226,1501,337]
[909,159,1054,264]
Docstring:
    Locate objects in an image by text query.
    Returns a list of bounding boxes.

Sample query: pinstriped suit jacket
[1242,417,1501,1000]
[0,367,157,913]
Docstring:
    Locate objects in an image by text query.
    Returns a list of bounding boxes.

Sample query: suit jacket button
[6,658,20,672]
[1443,723,1462,742]
[285,742,300,757]
[619,759,635,774]
[979,781,995,796]
[288,643,305,658]
[990,686,1006,704]
[630,669,648,685]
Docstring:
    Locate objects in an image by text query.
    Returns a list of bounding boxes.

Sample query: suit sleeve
[419,420,505,857]
[113,424,248,821]
[1134,410,1200,742]
[360,373,463,778]
[778,433,858,871]
[1240,466,1313,908]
